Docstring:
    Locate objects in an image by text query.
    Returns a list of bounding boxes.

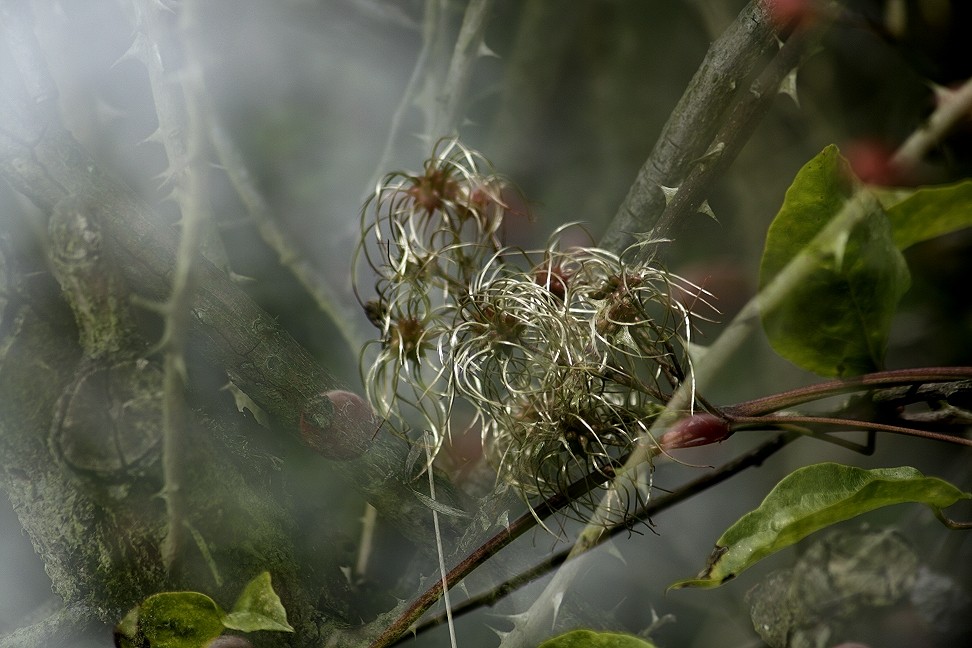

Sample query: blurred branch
[127,0,369,353]
[207,109,369,353]
[431,0,494,138]
[152,0,211,574]
[370,0,446,184]
[0,0,462,551]
[489,1,584,166]
[599,0,780,252]
[127,0,230,271]
[892,74,972,172]
[1,194,314,639]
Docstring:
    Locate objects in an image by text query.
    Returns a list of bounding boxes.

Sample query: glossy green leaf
[671,463,970,589]
[759,145,910,377]
[137,591,225,648]
[222,571,294,633]
[538,629,657,648]
[875,179,972,249]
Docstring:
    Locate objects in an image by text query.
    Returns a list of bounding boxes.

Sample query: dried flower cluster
[355,140,709,521]
[355,139,510,446]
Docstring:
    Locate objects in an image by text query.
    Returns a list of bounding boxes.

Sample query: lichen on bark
[0,205,322,645]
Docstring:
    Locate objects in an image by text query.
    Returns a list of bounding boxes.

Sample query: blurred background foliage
[2,1,971,646]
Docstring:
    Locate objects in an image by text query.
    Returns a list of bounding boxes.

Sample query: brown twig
[408,380,972,638]
[367,468,610,648]
[729,414,972,448]
[403,431,801,642]
[370,358,972,642]
[722,367,972,417]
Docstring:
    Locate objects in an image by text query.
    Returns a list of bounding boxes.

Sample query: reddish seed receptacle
[533,265,570,301]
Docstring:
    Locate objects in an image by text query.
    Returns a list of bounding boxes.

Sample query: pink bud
[659,414,731,450]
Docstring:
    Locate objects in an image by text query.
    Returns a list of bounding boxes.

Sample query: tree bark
[0,1,467,644]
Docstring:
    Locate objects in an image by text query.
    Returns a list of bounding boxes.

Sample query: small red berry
[658,413,731,450]
[764,0,818,30]
[299,390,381,460]
[843,139,907,186]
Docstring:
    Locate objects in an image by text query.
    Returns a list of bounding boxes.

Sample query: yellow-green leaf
[538,629,657,648]
[137,591,225,648]
[671,463,970,589]
[759,145,910,377]
[876,179,972,249]
[113,605,140,648]
[222,571,294,633]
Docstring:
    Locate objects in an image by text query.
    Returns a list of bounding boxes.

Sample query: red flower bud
[658,413,731,450]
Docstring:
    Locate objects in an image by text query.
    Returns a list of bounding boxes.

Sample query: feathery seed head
[355,140,709,524]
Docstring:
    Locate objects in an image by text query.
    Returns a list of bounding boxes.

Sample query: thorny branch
[430,0,495,138]
[405,430,802,642]
[0,0,463,557]
[3,0,971,646]
[892,75,972,171]
[206,104,368,353]
[646,20,820,249]
[381,368,972,645]
[599,0,781,253]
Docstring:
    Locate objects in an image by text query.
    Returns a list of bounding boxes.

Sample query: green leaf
[759,145,910,377]
[671,463,970,589]
[137,591,225,648]
[538,629,657,648]
[876,179,972,249]
[222,571,294,633]
[113,606,140,648]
